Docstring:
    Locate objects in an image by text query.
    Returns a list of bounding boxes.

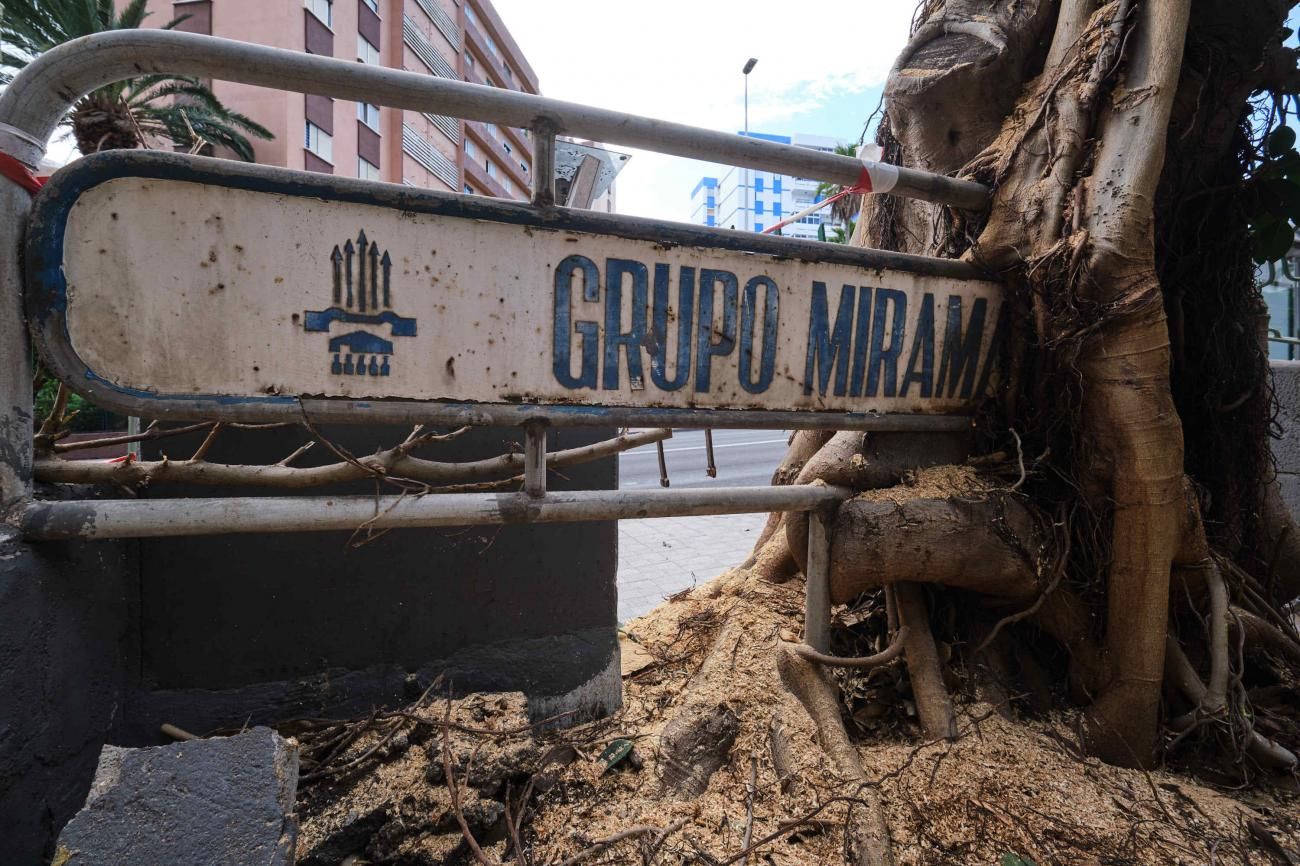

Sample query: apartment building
[149,0,539,199]
[689,132,849,241]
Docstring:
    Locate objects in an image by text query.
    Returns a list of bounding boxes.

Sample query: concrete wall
[1,426,619,861]
[123,424,620,740]
[0,519,136,865]
[1273,361,1300,512]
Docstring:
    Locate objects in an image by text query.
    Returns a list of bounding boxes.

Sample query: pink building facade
[145,0,539,199]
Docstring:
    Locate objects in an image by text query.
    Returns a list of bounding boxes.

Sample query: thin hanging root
[789,626,910,668]
[1163,637,1298,769]
[774,642,895,866]
[894,583,957,740]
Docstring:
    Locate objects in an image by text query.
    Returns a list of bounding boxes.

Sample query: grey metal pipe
[0,178,34,513]
[19,484,855,540]
[0,30,989,210]
[803,507,834,653]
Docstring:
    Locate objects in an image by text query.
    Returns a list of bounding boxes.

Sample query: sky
[491,1,915,222]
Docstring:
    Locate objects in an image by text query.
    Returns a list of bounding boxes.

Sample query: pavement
[615,429,786,622]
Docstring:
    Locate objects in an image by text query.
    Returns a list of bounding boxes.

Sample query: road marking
[620,438,790,456]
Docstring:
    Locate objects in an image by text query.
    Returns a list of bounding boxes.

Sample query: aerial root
[774,642,895,866]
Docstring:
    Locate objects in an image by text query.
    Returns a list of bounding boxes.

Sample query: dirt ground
[291,563,1300,865]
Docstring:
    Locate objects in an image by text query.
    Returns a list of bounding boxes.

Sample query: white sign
[30,162,1004,423]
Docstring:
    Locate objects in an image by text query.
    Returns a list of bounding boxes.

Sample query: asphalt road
[618,429,790,490]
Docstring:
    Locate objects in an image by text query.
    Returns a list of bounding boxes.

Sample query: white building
[689,132,850,241]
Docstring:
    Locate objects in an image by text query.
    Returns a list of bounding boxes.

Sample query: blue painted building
[689,132,850,241]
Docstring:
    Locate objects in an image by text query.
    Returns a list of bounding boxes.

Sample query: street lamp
[743,58,757,232]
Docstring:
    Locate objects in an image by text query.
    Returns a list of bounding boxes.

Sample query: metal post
[531,121,556,208]
[523,422,547,498]
[803,504,835,653]
[0,178,34,514]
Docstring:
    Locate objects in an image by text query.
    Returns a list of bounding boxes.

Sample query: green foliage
[1000,854,1038,866]
[0,0,272,158]
[1247,124,1300,264]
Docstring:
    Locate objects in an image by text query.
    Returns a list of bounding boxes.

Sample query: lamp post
[743,57,757,232]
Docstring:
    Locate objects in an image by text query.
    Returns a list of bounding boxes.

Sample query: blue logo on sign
[304,230,417,376]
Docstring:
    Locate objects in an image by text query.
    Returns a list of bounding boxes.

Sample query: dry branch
[33,428,671,489]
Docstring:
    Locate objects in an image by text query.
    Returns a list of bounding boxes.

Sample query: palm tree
[814,142,865,231]
[1,0,272,159]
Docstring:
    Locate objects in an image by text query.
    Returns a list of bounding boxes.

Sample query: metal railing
[0,30,995,656]
[0,31,990,210]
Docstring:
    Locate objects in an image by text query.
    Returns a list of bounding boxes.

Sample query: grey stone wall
[1272,361,1300,513]
[0,529,136,865]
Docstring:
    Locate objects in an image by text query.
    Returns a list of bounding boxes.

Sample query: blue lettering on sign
[549,255,993,404]
[739,276,779,394]
[899,292,935,398]
[603,258,649,390]
[849,286,875,397]
[803,282,855,397]
[553,254,600,389]
[936,296,987,399]
[867,288,908,397]
[695,269,738,393]
[649,264,695,391]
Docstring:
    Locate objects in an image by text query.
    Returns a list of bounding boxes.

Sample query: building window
[464,138,479,159]
[465,5,479,28]
[520,160,528,174]
[361,0,379,10]
[754,223,764,232]
[304,0,332,26]
[773,178,782,194]
[485,160,497,178]
[305,121,333,162]
[464,183,474,194]
[755,200,764,215]
[358,102,380,130]
[755,176,764,192]
[357,34,380,64]
[774,203,782,217]
[465,51,475,69]
[358,157,380,180]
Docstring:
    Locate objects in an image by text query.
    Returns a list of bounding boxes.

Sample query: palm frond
[1,0,276,158]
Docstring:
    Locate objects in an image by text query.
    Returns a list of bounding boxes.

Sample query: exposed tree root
[894,584,957,741]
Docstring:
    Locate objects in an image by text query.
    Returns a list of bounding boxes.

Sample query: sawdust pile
[292,557,1298,865]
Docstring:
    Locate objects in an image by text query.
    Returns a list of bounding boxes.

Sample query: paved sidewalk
[616,512,768,622]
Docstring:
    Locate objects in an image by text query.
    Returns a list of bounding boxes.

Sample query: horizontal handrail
[0,30,989,210]
[18,484,855,540]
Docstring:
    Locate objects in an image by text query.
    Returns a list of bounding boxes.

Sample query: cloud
[492,0,912,220]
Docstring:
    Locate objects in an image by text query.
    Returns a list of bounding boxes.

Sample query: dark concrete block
[0,526,135,866]
[53,728,299,866]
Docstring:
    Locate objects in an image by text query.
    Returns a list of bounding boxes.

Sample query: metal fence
[0,31,992,655]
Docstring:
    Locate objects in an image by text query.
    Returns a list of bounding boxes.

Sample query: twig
[717,796,866,866]
[442,698,495,866]
[741,755,757,866]
[189,422,224,462]
[558,825,676,866]
[160,723,197,741]
[51,420,293,453]
[35,383,70,441]
[36,427,671,489]
[277,440,315,467]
